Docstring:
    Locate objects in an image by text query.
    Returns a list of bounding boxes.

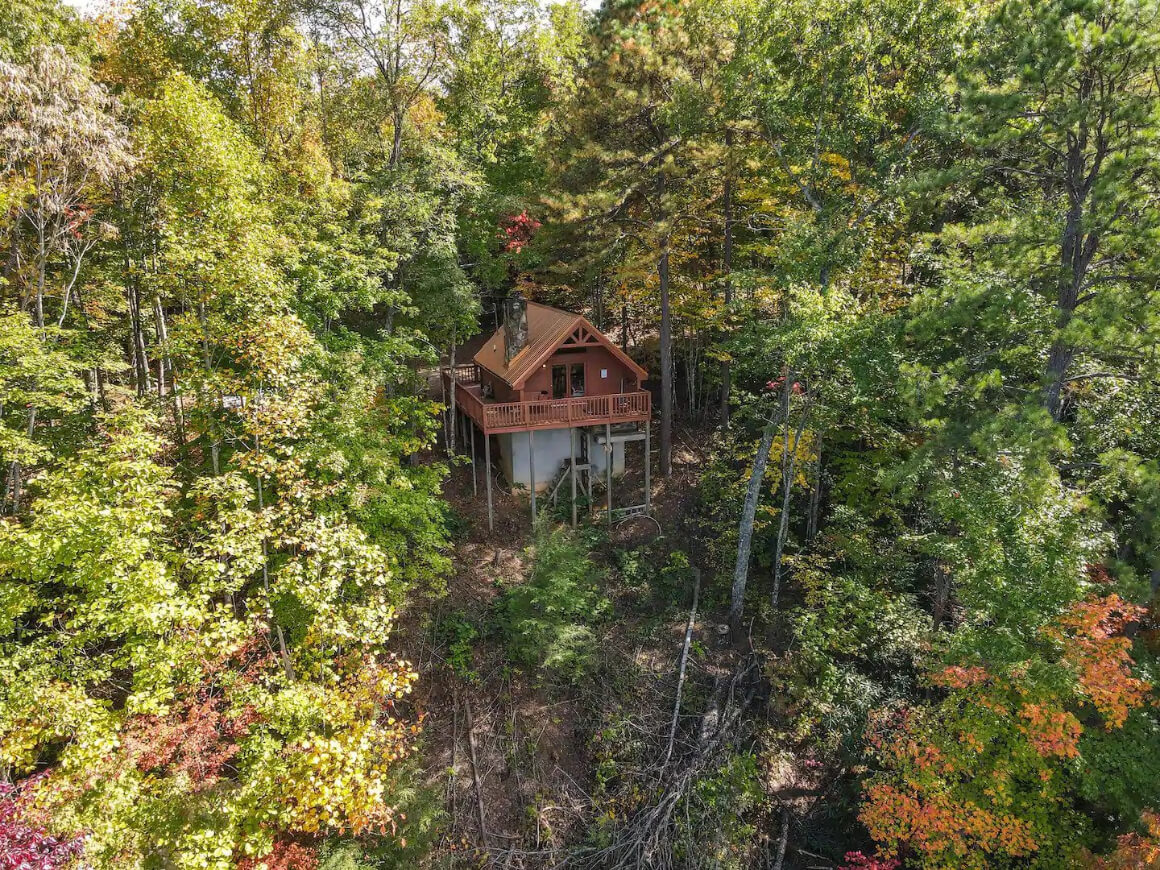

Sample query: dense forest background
[1,0,1159,867]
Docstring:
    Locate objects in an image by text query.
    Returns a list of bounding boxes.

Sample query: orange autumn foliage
[1017,704,1081,759]
[861,595,1152,868]
[861,782,1038,863]
[1048,595,1151,727]
[931,665,989,689]
[1084,811,1160,869]
[237,841,319,870]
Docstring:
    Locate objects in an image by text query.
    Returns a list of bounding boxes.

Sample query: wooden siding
[519,346,640,401]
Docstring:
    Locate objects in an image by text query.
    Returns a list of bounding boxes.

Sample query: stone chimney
[503,293,528,363]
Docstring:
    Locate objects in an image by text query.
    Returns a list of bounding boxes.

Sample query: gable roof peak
[473,301,646,388]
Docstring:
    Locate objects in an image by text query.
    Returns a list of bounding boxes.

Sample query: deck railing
[483,391,650,431]
[448,378,651,433]
[444,363,479,385]
[453,380,489,426]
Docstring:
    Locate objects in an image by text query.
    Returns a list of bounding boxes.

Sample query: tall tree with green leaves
[550,0,730,475]
[0,0,89,64]
[1,46,133,329]
[307,0,452,167]
[0,45,133,510]
[950,0,1160,422]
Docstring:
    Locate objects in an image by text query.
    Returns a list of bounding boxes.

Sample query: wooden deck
[441,364,651,434]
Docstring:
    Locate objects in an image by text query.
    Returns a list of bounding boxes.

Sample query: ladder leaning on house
[547,456,592,526]
[543,429,592,528]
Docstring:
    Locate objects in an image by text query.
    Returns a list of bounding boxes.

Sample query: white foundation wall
[588,431,626,479]
[497,428,625,491]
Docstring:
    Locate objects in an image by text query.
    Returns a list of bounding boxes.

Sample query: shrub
[435,610,480,683]
[499,521,607,681]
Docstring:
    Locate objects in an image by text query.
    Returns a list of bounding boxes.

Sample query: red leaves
[860,782,1038,863]
[862,594,1153,865]
[121,638,269,790]
[62,203,93,240]
[1085,563,1115,585]
[840,850,900,870]
[238,840,318,870]
[1017,703,1081,759]
[931,665,989,689]
[1085,810,1160,869]
[764,375,803,394]
[0,774,85,870]
[123,694,259,790]
[498,211,541,253]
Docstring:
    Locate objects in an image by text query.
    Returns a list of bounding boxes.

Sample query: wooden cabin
[442,296,652,529]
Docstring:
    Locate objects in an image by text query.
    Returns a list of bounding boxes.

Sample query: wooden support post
[485,432,494,532]
[605,422,613,528]
[439,370,448,450]
[529,430,537,522]
[570,428,578,529]
[644,420,651,514]
[470,421,477,497]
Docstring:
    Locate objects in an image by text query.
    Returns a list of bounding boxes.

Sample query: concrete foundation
[497,427,628,491]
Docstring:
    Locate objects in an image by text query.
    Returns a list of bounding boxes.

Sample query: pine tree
[953,0,1160,421]
[550,0,729,475]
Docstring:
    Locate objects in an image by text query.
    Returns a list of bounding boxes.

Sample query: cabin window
[570,363,586,396]
[552,365,567,399]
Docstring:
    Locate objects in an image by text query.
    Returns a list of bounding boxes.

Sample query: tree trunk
[447,334,458,455]
[771,378,814,611]
[729,408,781,631]
[1043,339,1074,422]
[805,437,822,545]
[95,366,108,411]
[771,806,790,870]
[198,302,220,475]
[1044,137,1100,421]
[256,431,295,682]
[153,297,166,401]
[34,193,46,328]
[154,298,185,446]
[658,175,673,476]
[126,280,151,397]
[4,408,36,516]
[720,127,734,427]
[663,569,700,771]
[1043,199,1083,421]
[2,462,16,515]
[390,108,405,168]
[4,221,19,294]
[94,366,108,411]
[83,369,98,416]
[684,335,699,419]
[931,560,951,632]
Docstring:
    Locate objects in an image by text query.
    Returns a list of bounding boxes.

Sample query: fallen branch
[662,568,701,771]
[575,655,761,869]
[449,687,459,819]
[464,697,491,858]
[771,805,790,870]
